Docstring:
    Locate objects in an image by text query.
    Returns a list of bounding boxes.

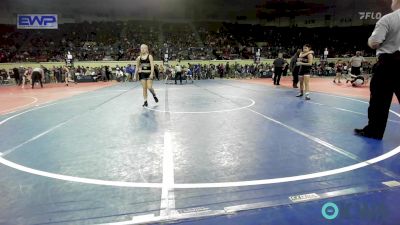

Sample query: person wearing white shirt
[175,64,183,85]
[354,0,400,139]
[323,48,329,60]
[349,51,366,76]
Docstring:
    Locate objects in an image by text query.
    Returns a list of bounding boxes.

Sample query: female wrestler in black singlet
[134,44,159,107]
[296,44,314,100]
[333,60,344,83]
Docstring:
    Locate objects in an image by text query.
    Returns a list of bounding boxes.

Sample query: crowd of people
[0,21,377,63]
[1,55,374,89]
[0,62,271,86]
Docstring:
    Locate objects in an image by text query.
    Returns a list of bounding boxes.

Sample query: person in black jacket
[273,53,287,85]
[12,67,21,86]
[290,49,302,88]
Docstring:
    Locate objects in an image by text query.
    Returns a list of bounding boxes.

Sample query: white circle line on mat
[0,91,399,189]
[144,96,255,114]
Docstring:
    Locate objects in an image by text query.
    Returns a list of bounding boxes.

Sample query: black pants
[31,71,43,88]
[283,68,288,76]
[175,72,182,84]
[274,67,283,85]
[15,77,21,86]
[292,66,300,86]
[55,72,62,83]
[363,52,400,138]
[352,66,361,75]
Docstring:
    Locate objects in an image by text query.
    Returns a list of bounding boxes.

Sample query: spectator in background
[115,65,124,82]
[18,66,25,85]
[101,66,107,82]
[159,64,165,80]
[225,62,230,77]
[12,67,21,86]
[323,48,329,60]
[125,64,135,82]
[154,64,160,80]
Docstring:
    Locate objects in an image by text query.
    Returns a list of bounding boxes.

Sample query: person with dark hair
[290,49,302,88]
[226,62,230,78]
[105,66,111,81]
[273,53,287,85]
[125,64,134,82]
[282,62,289,77]
[12,67,21,86]
[55,66,62,83]
[296,44,314,100]
[134,44,159,107]
[154,64,160,80]
[333,60,344,83]
[175,64,183,84]
[354,0,400,139]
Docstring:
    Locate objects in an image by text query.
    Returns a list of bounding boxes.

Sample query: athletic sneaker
[305,93,310,100]
[142,101,148,107]
[296,93,303,97]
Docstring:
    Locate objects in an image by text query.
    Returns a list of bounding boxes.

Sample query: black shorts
[299,66,311,76]
[139,73,151,80]
[351,67,361,75]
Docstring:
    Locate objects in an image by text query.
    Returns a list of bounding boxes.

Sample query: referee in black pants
[273,53,287,85]
[175,64,183,85]
[355,0,400,140]
[290,49,302,88]
[31,67,44,89]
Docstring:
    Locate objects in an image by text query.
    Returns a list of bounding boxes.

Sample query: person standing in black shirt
[290,49,302,88]
[273,53,287,85]
[12,67,21,86]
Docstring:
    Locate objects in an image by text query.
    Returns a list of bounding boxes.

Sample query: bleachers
[0,22,376,63]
